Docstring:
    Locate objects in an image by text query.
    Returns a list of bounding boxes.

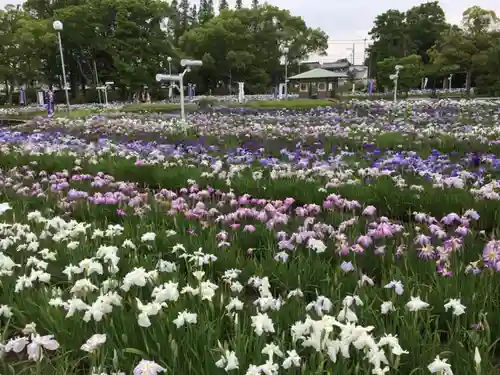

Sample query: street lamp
[282,46,289,100]
[167,56,173,100]
[156,59,203,122]
[53,20,70,113]
[390,65,403,102]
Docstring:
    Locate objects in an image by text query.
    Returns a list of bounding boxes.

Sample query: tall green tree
[367,3,448,81]
[429,6,498,91]
[180,5,328,93]
[235,0,243,9]
[376,54,424,93]
[206,0,215,19]
[168,0,182,40]
[405,2,447,63]
[219,0,228,12]
[179,0,190,33]
[474,32,500,95]
[190,5,198,27]
[0,0,331,100]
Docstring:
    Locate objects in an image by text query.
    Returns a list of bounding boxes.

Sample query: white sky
[2,0,499,64]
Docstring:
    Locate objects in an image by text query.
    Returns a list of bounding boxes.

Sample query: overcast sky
[2,0,499,63]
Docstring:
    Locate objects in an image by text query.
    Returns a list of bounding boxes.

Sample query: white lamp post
[53,20,70,113]
[283,46,289,100]
[156,59,203,122]
[390,65,403,102]
[167,56,173,100]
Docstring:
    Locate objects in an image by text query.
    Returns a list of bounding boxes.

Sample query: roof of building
[301,58,352,68]
[288,68,348,80]
[322,61,351,69]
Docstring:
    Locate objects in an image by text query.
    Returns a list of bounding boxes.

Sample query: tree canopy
[0,0,328,102]
[367,2,500,94]
[3,0,500,102]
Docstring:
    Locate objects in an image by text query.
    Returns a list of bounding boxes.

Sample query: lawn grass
[0,108,114,121]
[120,99,338,114]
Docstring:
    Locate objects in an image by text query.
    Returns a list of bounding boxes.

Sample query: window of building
[300,83,308,92]
[318,82,326,91]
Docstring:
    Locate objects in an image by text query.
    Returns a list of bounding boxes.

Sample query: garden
[0,98,499,375]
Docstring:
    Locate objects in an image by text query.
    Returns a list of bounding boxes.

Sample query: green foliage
[0,0,327,102]
[474,36,500,96]
[179,5,328,94]
[367,2,447,79]
[428,8,499,91]
[368,4,500,93]
[376,54,424,92]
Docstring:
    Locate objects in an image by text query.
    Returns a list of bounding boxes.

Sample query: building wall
[297,81,333,98]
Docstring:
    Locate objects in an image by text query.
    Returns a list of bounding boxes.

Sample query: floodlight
[180,59,203,67]
[105,81,114,85]
[395,65,403,71]
[389,74,397,80]
[167,56,172,62]
[156,74,181,82]
[53,20,63,31]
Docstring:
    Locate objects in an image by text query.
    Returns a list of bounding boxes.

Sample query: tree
[474,34,500,95]
[366,3,448,80]
[376,54,424,93]
[368,10,410,59]
[206,0,215,19]
[405,2,447,63]
[252,0,259,9]
[190,5,198,27]
[0,0,329,100]
[235,0,243,9]
[219,0,228,12]
[0,5,24,103]
[168,0,182,40]
[179,5,328,93]
[179,0,190,33]
[462,6,499,35]
[429,7,498,91]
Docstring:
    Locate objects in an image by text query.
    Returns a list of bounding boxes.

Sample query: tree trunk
[465,69,472,93]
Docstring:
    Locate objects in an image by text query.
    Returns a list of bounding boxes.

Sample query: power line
[327,39,368,42]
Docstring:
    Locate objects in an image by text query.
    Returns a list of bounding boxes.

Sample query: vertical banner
[47,90,54,118]
[423,77,428,89]
[367,79,374,94]
[188,84,193,101]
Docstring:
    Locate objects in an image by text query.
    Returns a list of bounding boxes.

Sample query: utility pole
[93,59,101,104]
[352,43,355,65]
